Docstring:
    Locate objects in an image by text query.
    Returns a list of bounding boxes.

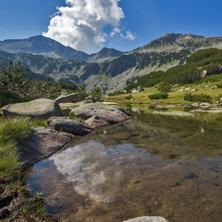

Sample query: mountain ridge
[1,33,222,94]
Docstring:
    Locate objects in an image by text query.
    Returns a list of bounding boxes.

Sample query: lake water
[26,105,222,222]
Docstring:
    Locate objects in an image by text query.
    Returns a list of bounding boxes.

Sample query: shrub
[216,83,222,88]
[157,82,172,92]
[184,93,212,102]
[108,91,125,96]
[149,92,168,100]
[126,94,133,100]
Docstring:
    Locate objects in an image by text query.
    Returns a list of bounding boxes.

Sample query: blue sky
[1,0,222,53]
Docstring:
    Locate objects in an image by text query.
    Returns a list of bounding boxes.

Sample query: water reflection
[50,142,140,203]
[27,106,222,222]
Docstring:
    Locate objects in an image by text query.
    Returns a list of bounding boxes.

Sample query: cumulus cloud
[43,0,134,53]
[50,141,149,203]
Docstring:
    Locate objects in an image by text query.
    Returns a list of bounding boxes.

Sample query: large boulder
[123,216,169,222]
[2,99,62,119]
[21,127,74,167]
[47,117,93,135]
[55,92,86,104]
[85,116,109,129]
[70,102,130,124]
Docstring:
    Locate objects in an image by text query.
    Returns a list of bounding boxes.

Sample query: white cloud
[43,0,134,53]
[50,141,144,203]
[110,27,135,40]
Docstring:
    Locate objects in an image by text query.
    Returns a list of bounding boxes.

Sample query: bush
[108,91,125,96]
[0,91,29,107]
[126,94,133,100]
[157,82,172,92]
[91,87,102,101]
[184,93,212,102]
[149,92,168,100]
[216,83,222,88]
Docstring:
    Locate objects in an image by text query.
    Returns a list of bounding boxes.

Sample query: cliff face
[1,33,222,93]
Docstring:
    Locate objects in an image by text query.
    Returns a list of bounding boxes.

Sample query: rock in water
[85,115,109,129]
[2,99,62,119]
[47,117,93,135]
[70,102,130,124]
[21,127,74,167]
[123,216,169,222]
[55,92,86,103]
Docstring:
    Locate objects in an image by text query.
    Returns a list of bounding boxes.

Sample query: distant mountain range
[1,33,222,93]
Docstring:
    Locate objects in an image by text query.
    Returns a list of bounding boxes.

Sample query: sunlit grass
[0,117,33,180]
[104,80,222,104]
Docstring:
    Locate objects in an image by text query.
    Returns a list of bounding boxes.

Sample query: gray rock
[21,127,74,167]
[200,103,212,107]
[70,102,130,124]
[192,103,199,107]
[85,116,109,129]
[191,89,198,92]
[211,86,218,89]
[55,92,86,103]
[123,216,169,222]
[2,99,62,119]
[47,116,93,135]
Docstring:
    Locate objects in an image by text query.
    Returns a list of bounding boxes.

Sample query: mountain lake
[26,104,222,222]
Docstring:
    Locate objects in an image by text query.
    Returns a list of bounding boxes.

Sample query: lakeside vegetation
[105,48,222,105]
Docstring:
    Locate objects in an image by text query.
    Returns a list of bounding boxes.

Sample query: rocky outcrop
[47,117,93,135]
[70,102,130,124]
[2,99,62,119]
[55,92,87,104]
[21,127,74,167]
[123,216,169,222]
[0,178,59,222]
[85,116,109,129]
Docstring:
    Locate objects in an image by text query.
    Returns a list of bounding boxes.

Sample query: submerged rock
[85,115,109,129]
[21,127,74,167]
[123,216,169,222]
[47,116,93,135]
[2,99,62,119]
[70,102,130,124]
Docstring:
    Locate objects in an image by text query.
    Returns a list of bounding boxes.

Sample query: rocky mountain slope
[1,33,222,93]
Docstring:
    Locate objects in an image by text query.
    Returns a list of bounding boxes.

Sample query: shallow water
[27,106,222,222]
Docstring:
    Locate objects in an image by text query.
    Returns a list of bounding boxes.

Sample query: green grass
[104,80,222,104]
[0,117,48,220]
[0,117,33,180]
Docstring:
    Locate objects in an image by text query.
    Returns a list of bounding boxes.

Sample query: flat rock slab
[47,117,93,135]
[123,216,169,222]
[2,99,62,119]
[85,116,109,129]
[55,92,86,104]
[21,127,74,167]
[70,102,130,124]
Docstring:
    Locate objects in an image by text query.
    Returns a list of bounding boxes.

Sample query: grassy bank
[0,117,48,221]
[104,80,222,105]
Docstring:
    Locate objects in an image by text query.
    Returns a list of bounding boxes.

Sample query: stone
[123,216,169,222]
[55,92,86,104]
[85,116,109,129]
[70,102,130,124]
[191,89,198,92]
[200,103,212,107]
[131,88,138,93]
[2,99,62,119]
[47,117,93,135]
[192,103,199,107]
[211,86,218,89]
[185,87,190,91]
[178,87,185,92]
[21,127,74,167]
